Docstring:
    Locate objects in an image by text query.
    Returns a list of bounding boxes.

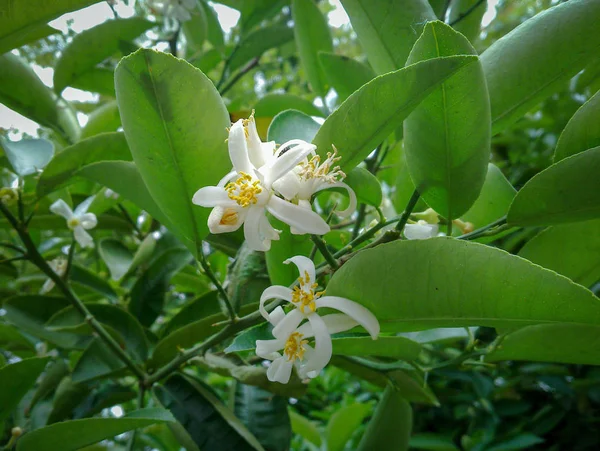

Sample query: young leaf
[326,403,371,451]
[481,0,600,134]
[115,49,231,258]
[267,110,321,144]
[326,238,600,332]
[312,55,477,172]
[340,0,436,74]
[0,357,49,422]
[53,18,155,94]
[554,89,600,162]
[0,138,54,177]
[292,0,333,97]
[404,21,490,219]
[16,408,175,451]
[507,146,600,227]
[318,52,375,103]
[357,386,412,451]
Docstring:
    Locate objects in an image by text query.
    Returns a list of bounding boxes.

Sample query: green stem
[219,57,260,96]
[395,190,420,233]
[0,202,147,381]
[311,235,339,269]
[457,216,507,241]
[351,203,367,239]
[197,251,236,321]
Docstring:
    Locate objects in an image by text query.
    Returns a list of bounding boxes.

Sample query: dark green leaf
[265,220,312,286]
[332,336,422,360]
[201,0,225,51]
[0,357,49,422]
[29,360,69,412]
[47,376,89,424]
[409,433,459,450]
[98,239,133,281]
[0,323,35,355]
[162,291,220,337]
[71,339,126,383]
[487,434,544,451]
[70,265,118,302]
[267,109,320,144]
[319,52,375,102]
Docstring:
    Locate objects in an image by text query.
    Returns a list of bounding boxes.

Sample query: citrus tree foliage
[1,0,600,450]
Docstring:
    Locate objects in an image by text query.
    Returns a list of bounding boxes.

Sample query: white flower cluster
[192,115,356,251]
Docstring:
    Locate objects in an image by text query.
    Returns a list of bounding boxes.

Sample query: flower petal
[269,306,286,326]
[272,171,302,200]
[256,339,284,360]
[192,186,237,208]
[40,278,55,294]
[74,196,95,216]
[246,116,273,168]
[49,199,74,220]
[315,181,357,218]
[301,313,332,374]
[316,296,380,339]
[261,140,316,186]
[404,222,439,240]
[259,286,293,322]
[298,313,359,338]
[267,196,330,235]
[228,120,254,174]
[217,171,238,187]
[267,357,293,384]
[79,213,97,230]
[284,256,315,284]
[207,206,245,234]
[272,308,304,340]
[259,212,280,242]
[73,225,94,248]
[243,206,270,251]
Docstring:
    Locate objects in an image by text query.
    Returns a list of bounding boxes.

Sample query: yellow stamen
[226,172,262,207]
[297,146,345,183]
[219,208,238,225]
[284,332,309,361]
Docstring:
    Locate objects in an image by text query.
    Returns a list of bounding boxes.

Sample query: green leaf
[487,324,600,366]
[0,357,49,422]
[409,433,460,450]
[128,234,157,275]
[481,0,600,134]
[254,93,324,118]
[0,213,131,232]
[46,303,149,361]
[344,167,382,207]
[70,265,118,302]
[80,101,121,139]
[340,0,436,74]
[318,52,375,103]
[154,374,265,451]
[98,239,133,281]
[0,24,58,55]
[54,18,155,94]
[326,238,600,332]
[129,248,192,327]
[228,24,294,73]
[161,291,220,336]
[518,220,600,287]
[404,21,490,219]
[265,220,312,286]
[37,132,131,198]
[554,89,600,162]
[227,243,271,313]
[289,411,322,447]
[29,360,69,412]
[47,376,89,424]
[292,0,333,97]
[326,403,371,451]
[16,408,175,451]
[201,0,225,52]
[71,339,127,383]
[0,0,99,54]
[267,109,320,144]
[182,2,207,51]
[1,138,54,177]
[312,55,477,172]
[2,295,90,350]
[357,386,412,451]
[487,434,544,451]
[448,0,486,42]
[332,336,422,360]
[234,384,291,451]
[70,67,116,97]
[115,49,231,257]
[225,322,273,353]
[507,147,600,227]
[460,163,515,230]
[0,53,79,142]
[0,323,36,355]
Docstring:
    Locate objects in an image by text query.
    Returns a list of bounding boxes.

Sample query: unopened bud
[413,208,439,224]
[11,426,23,438]
[0,187,18,206]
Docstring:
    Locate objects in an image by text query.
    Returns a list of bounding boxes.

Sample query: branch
[311,235,339,269]
[197,252,236,321]
[219,57,260,96]
[394,189,420,233]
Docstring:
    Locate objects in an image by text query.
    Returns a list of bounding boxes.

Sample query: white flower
[272,146,357,224]
[259,256,379,345]
[40,257,68,294]
[192,119,330,251]
[403,220,439,240]
[50,197,97,248]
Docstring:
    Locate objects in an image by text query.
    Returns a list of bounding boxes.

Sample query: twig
[457,216,508,241]
[351,204,367,239]
[394,189,420,233]
[219,57,260,96]
[311,235,339,269]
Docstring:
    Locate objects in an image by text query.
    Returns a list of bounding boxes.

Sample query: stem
[197,252,236,321]
[394,190,420,233]
[219,57,260,96]
[457,216,507,241]
[126,385,146,451]
[0,242,25,254]
[311,235,339,269]
[0,202,147,381]
[351,204,367,239]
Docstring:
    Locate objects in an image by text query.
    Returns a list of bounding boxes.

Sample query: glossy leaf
[344,167,383,207]
[70,67,116,97]
[254,93,324,118]
[319,52,375,102]
[554,89,600,162]
[37,132,131,197]
[115,49,231,257]
[518,220,600,287]
[80,101,121,139]
[28,360,69,411]
[481,0,600,134]
[487,324,600,366]
[0,53,79,142]
[357,386,412,451]
[98,239,133,281]
[340,0,436,74]
[332,336,422,360]
[161,291,220,337]
[0,357,49,422]
[0,324,35,355]
[404,21,490,219]
[267,109,320,144]
[70,265,118,302]
[326,403,371,451]
[289,411,322,447]
[234,384,292,451]
[154,374,265,451]
[448,0,486,42]
[47,376,89,424]
[292,0,333,97]
[1,138,54,177]
[507,147,600,227]
[54,18,154,94]
[16,408,175,451]
[326,238,600,332]
[71,339,126,383]
[229,25,294,73]
[312,55,477,172]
